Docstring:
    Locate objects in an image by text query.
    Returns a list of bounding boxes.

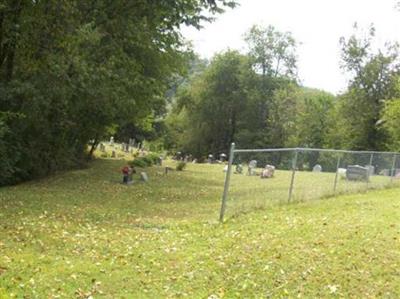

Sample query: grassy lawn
[1,158,400,298]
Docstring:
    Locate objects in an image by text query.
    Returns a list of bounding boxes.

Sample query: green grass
[1,159,400,298]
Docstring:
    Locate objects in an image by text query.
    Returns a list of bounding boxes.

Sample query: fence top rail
[233,147,400,155]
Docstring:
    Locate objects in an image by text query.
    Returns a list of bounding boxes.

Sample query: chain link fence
[219,144,400,221]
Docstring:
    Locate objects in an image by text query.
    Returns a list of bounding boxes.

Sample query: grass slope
[0,159,399,298]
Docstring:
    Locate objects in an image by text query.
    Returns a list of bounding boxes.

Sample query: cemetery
[1,153,400,298]
[2,1,400,297]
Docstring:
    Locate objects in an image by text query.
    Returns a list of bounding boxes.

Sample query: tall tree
[0,0,236,185]
[167,50,252,157]
[334,24,400,150]
[244,25,297,78]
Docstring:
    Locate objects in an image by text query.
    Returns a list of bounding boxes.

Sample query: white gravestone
[248,160,257,176]
[140,172,149,182]
[313,164,322,172]
[260,165,275,179]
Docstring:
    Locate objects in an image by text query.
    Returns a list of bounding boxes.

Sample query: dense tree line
[0,0,235,185]
[2,1,400,185]
[164,24,400,160]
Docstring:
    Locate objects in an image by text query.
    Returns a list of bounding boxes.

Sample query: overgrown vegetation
[129,153,161,168]
[0,0,235,185]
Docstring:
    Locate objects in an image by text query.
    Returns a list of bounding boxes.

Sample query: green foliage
[176,161,187,171]
[382,98,400,151]
[164,25,304,158]
[129,153,160,168]
[244,24,297,78]
[0,0,235,185]
[130,158,151,168]
[146,153,162,165]
[331,24,400,150]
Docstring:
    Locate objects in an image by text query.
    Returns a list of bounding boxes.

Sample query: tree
[244,25,297,78]
[0,0,236,185]
[382,98,400,151]
[167,50,252,157]
[334,24,400,150]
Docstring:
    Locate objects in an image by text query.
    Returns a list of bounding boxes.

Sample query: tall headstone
[110,136,114,146]
[248,160,257,176]
[220,153,227,162]
[140,172,149,182]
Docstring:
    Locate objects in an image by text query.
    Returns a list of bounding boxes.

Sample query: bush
[142,155,154,166]
[176,161,186,171]
[130,158,148,168]
[147,153,162,165]
[129,153,160,168]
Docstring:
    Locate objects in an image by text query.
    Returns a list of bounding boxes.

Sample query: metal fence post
[333,155,341,194]
[391,154,397,183]
[219,142,235,222]
[288,149,298,203]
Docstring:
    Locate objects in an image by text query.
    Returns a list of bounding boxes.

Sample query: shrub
[147,153,162,165]
[130,158,148,168]
[129,153,162,168]
[141,156,153,166]
[176,161,186,171]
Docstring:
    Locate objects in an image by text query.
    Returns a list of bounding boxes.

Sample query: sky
[180,0,400,95]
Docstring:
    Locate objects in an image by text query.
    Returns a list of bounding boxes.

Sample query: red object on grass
[122,166,130,174]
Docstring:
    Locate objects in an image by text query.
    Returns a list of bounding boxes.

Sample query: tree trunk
[3,1,23,82]
[87,135,99,160]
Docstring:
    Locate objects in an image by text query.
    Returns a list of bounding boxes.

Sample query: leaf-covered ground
[0,159,399,298]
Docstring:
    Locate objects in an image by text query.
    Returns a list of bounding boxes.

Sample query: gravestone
[223,165,228,172]
[110,136,114,146]
[235,164,243,174]
[207,154,214,164]
[129,138,135,147]
[338,168,347,179]
[99,143,106,152]
[220,153,227,162]
[121,143,125,151]
[111,150,116,158]
[165,167,174,175]
[248,160,257,176]
[312,164,322,173]
[346,165,369,181]
[365,165,375,176]
[140,172,149,182]
[260,165,275,179]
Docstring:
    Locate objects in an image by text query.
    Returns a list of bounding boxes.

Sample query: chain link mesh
[221,147,400,220]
